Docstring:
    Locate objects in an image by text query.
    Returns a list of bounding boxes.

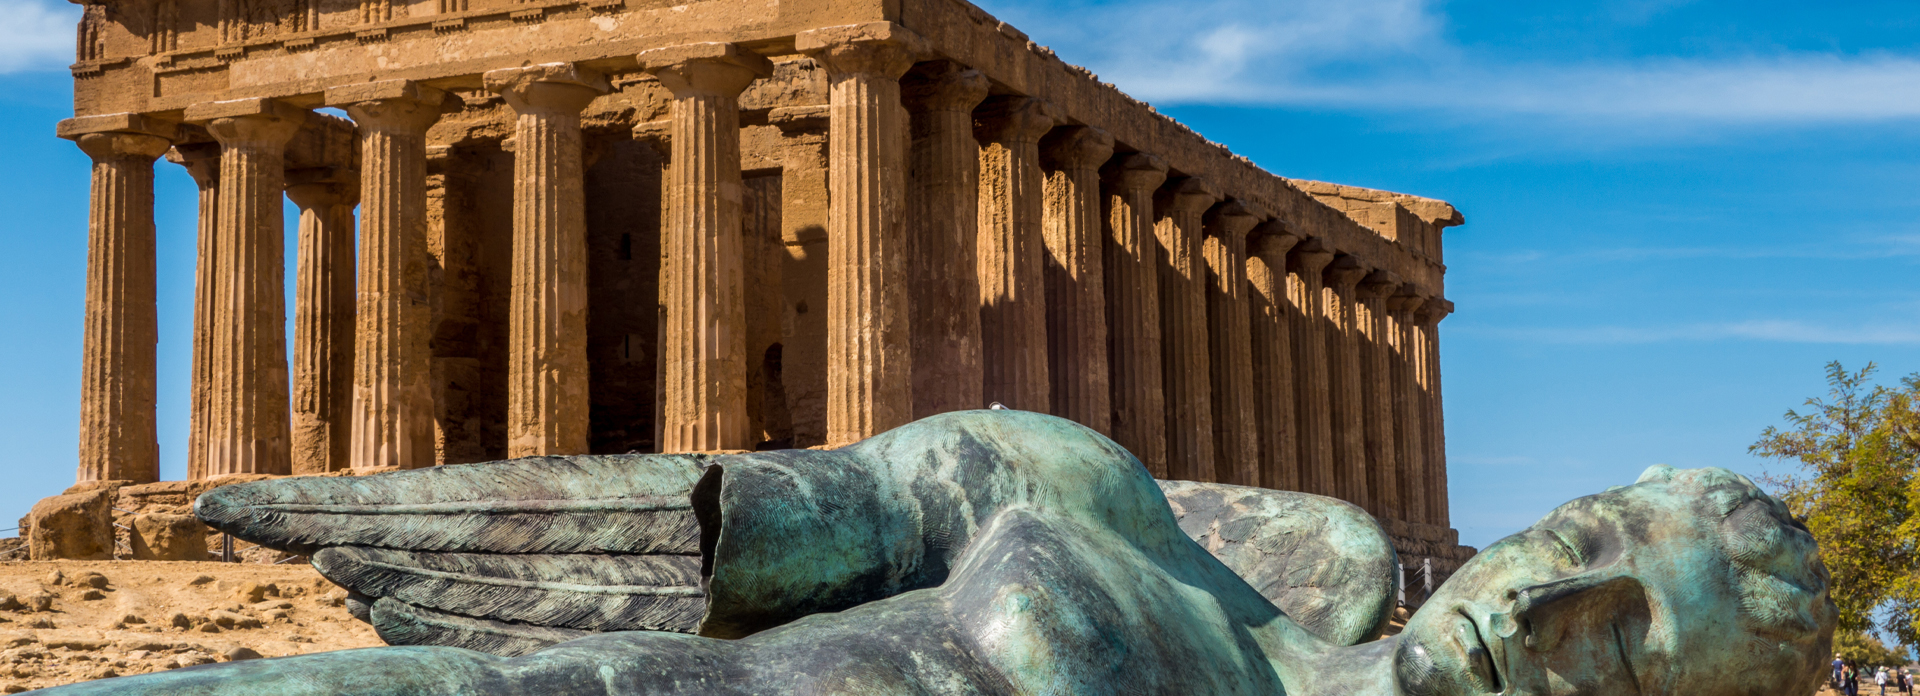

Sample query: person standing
[1878,666,1889,695]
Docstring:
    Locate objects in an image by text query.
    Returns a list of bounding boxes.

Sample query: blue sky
[0,0,1915,549]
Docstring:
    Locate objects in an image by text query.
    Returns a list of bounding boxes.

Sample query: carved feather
[369,597,591,657]
[195,454,709,555]
[314,548,706,632]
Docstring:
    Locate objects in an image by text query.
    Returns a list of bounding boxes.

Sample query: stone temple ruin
[54,0,1474,577]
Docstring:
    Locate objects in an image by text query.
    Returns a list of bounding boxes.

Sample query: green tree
[1753,362,1920,647]
[1834,630,1912,669]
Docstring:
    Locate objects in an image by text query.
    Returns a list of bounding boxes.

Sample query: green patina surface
[32,411,1835,695]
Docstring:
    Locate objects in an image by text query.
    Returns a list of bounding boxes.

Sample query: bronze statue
[33,410,1834,695]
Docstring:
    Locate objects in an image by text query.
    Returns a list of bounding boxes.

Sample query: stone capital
[1393,286,1428,315]
[325,79,446,110]
[639,42,773,99]
[1203,199,1262,240]
[1358,270,1400,299]
[901,61,989,113]
[328,80,446,134]
[284,181,358,209]
[1101,152,1168,194]
[1323,255,1368,289]
[57,113,178,143]
[1418,298,1454,324]
[165,142,221,186]
[483,63,610,115]
[204,111,305,151]
[796,22,928,79]
[1248,219,1300,257]
[184,97,307,126]
[1287,238,1336,276]
[74,131,172,164]
[973,95,1057,145]
[1039,126,1114,172]
[285,166,359,208]
[1157,176,1219,215]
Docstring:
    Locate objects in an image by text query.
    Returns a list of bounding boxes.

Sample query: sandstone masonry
[56,0,1473,577]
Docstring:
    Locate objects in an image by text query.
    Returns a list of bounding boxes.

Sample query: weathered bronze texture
[41,412,1833,695]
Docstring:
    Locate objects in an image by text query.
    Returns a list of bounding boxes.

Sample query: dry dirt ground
[0,560,382,692]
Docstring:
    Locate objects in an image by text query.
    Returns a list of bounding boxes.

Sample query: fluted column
[1286,240,1335,495]
[1040,126,1115,433]
[484,64,609,457]
[1389,288,1427,525]
[640,43,774,453]
[1419,298,1454,526]
[193,99,305,477]
[1247,221,1300,491]
[1203,200,1260,486]
[286,171,358,475]
[901,62,988,419]
[1102,153,1169,476]
[1357,272,1400,517]
[1323,255,1369,508]
[65,122,173,484]
[797,22,926,446]
[975,96,1056,414]
[328,80,442,469]
[1156,177,1221,482]
[166,143,219,481]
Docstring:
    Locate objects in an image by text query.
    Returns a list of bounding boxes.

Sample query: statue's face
[1393,470,1820,696]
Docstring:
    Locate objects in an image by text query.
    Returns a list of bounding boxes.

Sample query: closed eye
[1549,530,1586,566]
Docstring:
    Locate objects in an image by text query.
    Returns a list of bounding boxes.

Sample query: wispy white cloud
[0,0,78,74]
[1463,320,1920,345]
[979,0,1920,125]
[1453,235,1920,264]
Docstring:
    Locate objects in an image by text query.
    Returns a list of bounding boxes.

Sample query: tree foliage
[1834,630,1913,669]
[1752,362,1920,647]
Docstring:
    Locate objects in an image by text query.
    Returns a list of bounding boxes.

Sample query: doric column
[902,61,988,420]
[1203,200,1260,486]
[1102,153,1169,476]
[1247,221,1300,491]
[1286,239,1335,495]
[61,116,174,484]
[1322,255,1369,508]
[165,142,219,482]
[796,22,926,446]
[640,43,774,453]
[1040,125,1115,433]
[327,80,442,469]
[1156,176,1221,482]
[190,98,305,477]
[286,169,358,475]
[1388,288,1427,525]
[1418,298,1454,526]
[1357,271,1400,518]
[975,95,1056,414]
[483,63,609,457]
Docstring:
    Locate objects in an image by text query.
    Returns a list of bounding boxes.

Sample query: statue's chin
[1393,635,1447,696]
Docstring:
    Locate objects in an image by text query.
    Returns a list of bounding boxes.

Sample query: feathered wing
[194,454,712,656]
[1157,480,1400,647]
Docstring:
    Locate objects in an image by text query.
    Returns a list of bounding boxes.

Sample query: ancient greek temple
[59,0,1472,572]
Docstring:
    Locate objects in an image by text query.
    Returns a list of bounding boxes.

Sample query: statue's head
[1395,466,1835,696]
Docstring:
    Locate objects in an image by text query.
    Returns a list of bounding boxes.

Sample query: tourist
[1880,666,1890,694]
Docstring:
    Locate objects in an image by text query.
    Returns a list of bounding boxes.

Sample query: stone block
[129,513,209,561]
[26,489,114,560]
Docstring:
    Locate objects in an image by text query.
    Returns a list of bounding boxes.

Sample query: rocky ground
[0,560,382,693]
